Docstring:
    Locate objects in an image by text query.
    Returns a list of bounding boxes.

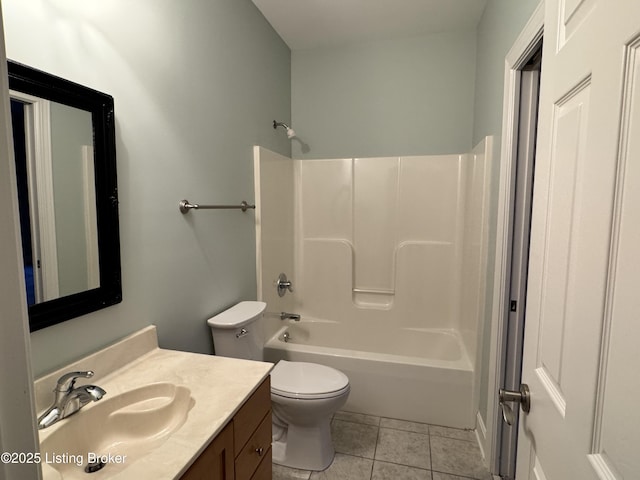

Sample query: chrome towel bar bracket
[179,199,256,214]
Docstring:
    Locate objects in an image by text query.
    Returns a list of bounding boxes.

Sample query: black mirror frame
[8,61,122,332]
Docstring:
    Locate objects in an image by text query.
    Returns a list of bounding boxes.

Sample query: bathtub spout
[280,312,300,321]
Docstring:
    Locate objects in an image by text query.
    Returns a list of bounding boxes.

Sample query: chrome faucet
[280,312,300,321]
[37,371,106,430]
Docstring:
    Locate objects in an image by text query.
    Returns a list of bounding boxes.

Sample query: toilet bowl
[207,301,350,471]
[270,360,350,470]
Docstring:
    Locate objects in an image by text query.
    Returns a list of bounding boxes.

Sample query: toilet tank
[207,301,266,361]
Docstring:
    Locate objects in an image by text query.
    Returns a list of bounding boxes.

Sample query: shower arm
[273,120,296,139]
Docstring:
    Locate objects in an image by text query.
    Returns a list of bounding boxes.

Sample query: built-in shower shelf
[352,289,395,309]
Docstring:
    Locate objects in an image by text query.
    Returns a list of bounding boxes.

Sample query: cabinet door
[181,421,235,480]
[233,377,271,454]
[235,412,272,480]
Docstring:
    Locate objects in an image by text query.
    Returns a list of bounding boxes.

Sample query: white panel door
[517,0,640,479]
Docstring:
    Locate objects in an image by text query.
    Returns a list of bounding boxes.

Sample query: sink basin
[40,382,194,479]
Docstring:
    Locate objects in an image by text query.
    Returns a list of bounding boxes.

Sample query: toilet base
[271,418,335,471]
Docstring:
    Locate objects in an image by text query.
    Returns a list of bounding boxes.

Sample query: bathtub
[263,320,475,429]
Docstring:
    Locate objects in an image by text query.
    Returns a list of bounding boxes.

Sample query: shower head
[273,120,296,139]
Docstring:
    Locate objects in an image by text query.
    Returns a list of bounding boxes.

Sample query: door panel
[560,0,596,46]
[532,456,549,480]
[517,0,640,479]
[536,80,592,419]
[588,33,640,479]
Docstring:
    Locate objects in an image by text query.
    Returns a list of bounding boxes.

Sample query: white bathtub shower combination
[254,141,493,429]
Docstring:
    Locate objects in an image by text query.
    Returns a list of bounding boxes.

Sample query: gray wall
[472,0,541,146]
[3,0,291,377]
[473,0,541,425]
[291,30,477,159]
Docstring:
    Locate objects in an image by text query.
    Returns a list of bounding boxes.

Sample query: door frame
[10,90,60,303]
[485,2,544,475]
[0,4,41,479]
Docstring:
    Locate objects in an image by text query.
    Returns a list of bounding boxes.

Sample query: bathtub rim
[265,323,473,372]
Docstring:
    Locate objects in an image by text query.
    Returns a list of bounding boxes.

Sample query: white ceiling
[252,0,488,51]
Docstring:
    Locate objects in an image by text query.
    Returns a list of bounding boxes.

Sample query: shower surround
[254,140,493,428]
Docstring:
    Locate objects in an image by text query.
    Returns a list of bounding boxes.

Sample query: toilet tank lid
[207,301,267,328]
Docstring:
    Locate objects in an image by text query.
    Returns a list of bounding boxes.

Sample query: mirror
[8,61,122,332]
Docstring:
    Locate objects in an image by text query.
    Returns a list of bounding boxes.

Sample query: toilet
[207,301,350,471]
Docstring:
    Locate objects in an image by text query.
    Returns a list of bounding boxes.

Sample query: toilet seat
[271,360,350,400]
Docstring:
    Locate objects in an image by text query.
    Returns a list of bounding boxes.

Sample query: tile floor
[272,411,492,480]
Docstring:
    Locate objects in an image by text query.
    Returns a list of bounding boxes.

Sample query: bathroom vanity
[181,377,272,480]
[34,326,273,479]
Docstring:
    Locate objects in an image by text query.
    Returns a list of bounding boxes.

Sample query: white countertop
[36,326,273,479]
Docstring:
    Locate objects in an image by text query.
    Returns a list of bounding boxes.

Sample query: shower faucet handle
[276,273,294,297]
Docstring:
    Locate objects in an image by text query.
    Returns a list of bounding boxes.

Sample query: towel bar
[179,199,255,214]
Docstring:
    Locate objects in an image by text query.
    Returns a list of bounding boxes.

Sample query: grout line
[370,425,381,480]
[431,468,486,480]
[334,452,374,461]
[333,418,380,427]
[378,425,431,435]
[338,413,475,439]
[429,434,478,444]
[428,425,434,478]
[279,455,449,479]
[281,449,484,479]
[371,458,432,472]
[336,418,432,435]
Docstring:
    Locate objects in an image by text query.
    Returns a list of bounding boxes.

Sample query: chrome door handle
[499,384,530,426]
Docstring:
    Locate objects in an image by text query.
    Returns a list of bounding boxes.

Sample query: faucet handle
[276,273,294,297]
[55,370,94,392]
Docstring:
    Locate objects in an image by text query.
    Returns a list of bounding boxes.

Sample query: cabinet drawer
[250,447,272,480]
[233,376,271,454]
[234,411,272,480]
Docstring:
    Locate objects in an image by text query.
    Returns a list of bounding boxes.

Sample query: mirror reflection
[10,95,100,305]
[8,60,122,332]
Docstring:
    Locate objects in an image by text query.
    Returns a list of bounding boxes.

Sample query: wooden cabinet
[181,377,271,480]
[181,421,235,480]
[233,379,271,480]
